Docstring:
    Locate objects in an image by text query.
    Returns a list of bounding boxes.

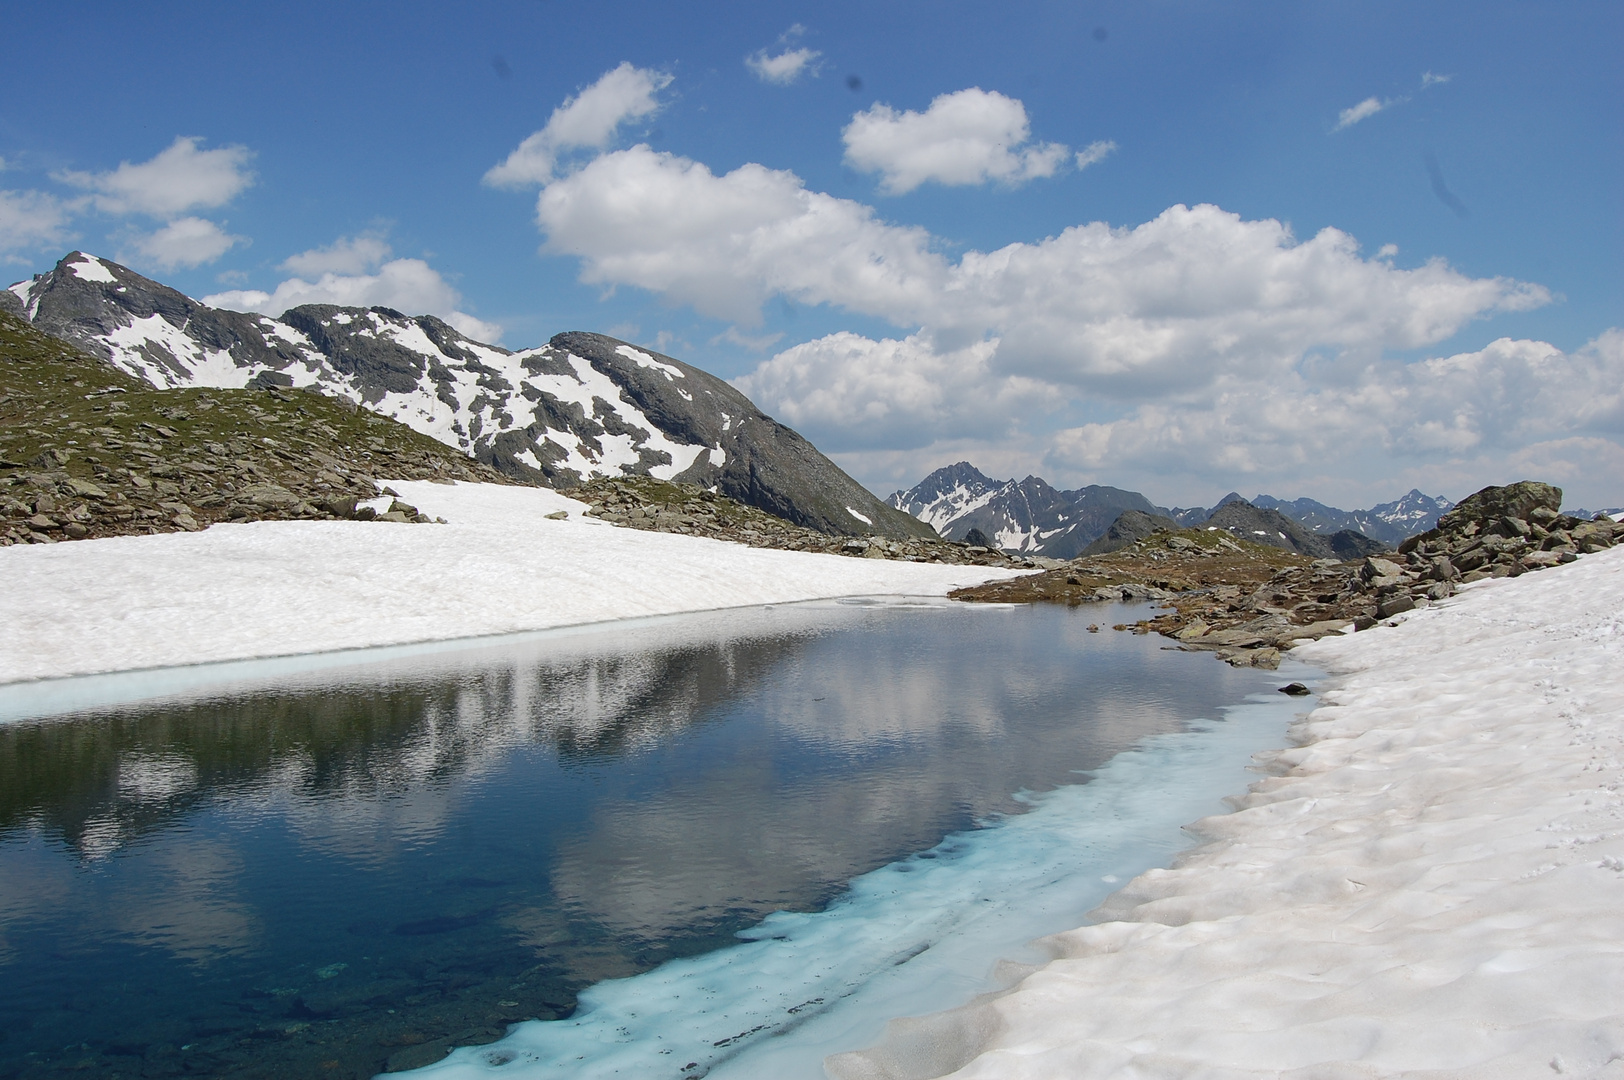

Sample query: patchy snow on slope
[830,546,1624,1079]
[67,254,117,283]
[102,313,249,388]
[911,482,999,534]
[0,480,1023,687]
[616,342,684,379]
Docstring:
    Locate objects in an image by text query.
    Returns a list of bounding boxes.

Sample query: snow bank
[833,546,1624,1078]
[0,480,1022,685]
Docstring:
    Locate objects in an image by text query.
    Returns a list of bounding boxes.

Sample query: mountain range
[888,463,1456,559]
[5,252,932,540]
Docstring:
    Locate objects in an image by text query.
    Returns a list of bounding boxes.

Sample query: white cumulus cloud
[496,100,1594,503]
[279,234,393,277]
[0,189,76,252]
[56,136,254,217]
[204,241,500,343]
[535,145,944,325]
[485,63,672,188]
[126,216,244,270]
[843,88,1074,194]
[534,147,1546,397]
[747,25,821,84]
[737,332,1047,449]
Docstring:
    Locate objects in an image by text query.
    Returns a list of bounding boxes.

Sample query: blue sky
[2,1,1619,507]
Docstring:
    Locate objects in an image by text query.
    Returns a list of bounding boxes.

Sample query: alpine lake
[0,598,1309,1079]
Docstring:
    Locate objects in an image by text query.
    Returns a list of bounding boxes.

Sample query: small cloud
[55,136,254,218]
[280,233,392,276]
[1376,243,1399,258]
[844,87,1074,194]
[127,216,245,270]
[1075,140,1117,171]
[1421,71,1452,88]
[1334,96,1390,131]
[485,62,673,188]
[712,325,785,352]
[747,25,822,85]
[216,268,250,285]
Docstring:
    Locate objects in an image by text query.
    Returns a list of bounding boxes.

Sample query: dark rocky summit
[1079,509,1182,556]
[8,252,932,540]
[1201,499,1348,559]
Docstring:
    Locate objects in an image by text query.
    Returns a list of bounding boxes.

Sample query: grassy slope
[0,309,512,544]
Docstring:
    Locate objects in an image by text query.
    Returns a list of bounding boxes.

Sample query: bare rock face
[1079,509,1182,556]
[8,253,931,539]
[1399,481,1610,580]
[1433,481,1563,534]
[1201,499,1344,559]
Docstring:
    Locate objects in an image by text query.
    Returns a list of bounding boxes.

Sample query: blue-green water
[0,599,1295,1079]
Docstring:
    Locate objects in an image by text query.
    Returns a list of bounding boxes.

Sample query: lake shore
[0,479,1026,686]
[829,544,1624,1079]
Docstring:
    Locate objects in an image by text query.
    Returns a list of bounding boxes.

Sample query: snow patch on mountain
[67,253,117,283]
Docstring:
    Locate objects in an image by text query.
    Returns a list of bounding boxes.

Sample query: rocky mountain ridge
[8,252,931,540]
[889,463,1403,559]
[885,462,1163,559]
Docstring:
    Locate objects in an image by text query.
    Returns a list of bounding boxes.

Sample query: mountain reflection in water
[0,599,1276,1079]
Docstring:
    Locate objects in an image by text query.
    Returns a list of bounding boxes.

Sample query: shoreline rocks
[951,482,1619,669]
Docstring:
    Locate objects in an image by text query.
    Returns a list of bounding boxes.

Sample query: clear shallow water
[0,599,1305,1079]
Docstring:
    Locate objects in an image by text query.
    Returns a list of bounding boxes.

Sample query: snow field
[0,480,1024,686]
[832,545,1624,1079]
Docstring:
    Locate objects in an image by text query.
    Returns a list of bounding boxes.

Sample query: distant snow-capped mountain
[9,252,932,540]
[1251,490,1454,545]
[889,463,1444,557]
[886,463,1160,558]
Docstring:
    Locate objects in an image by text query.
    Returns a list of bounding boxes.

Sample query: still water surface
[0,599,1286,1078]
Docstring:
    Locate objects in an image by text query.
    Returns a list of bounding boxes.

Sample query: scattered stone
[1277,682,1311,696]
[954,481,1611,670]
